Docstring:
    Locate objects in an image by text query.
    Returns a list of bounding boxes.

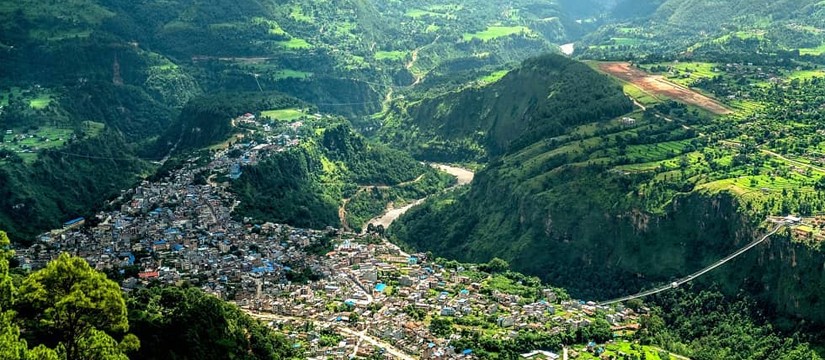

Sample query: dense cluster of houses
[15,113,643,359]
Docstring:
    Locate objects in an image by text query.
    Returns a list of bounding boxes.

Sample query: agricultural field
[576,342,683,360]
[276,37,312,50]
[405,8,456,19]
[477,70,509,85]
[289,5,313,22]
[462,26,532,42]
[785,69,825,81]
[656,62,722,87]
[375,50,409,61]
[800,43,825,55]
[0,126,75,163]
[1,88,52,109]
[261,108,306,121]
[272,70,312,80]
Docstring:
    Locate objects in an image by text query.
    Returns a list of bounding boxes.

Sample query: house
[138,271,160,280]
[520,350,560,359]
[620,117,637,126]
[63,217,86,230]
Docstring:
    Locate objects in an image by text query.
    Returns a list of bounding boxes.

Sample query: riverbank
[362,164,475,233]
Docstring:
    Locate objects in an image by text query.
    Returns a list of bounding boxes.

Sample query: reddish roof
[138,271,159,279]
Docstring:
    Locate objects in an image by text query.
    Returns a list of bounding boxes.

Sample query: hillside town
[15,114,645,360]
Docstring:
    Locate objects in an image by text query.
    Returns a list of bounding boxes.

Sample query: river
[362,164,475,233]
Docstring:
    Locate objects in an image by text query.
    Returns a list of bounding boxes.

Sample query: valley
[4,0,825,359]
[363,164,475,233]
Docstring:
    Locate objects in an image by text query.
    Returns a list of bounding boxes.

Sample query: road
[600,224,784,305]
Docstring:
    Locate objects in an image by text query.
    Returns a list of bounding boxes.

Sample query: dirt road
[597,62,733,115]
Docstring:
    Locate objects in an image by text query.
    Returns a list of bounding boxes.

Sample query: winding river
[362,164,474,233]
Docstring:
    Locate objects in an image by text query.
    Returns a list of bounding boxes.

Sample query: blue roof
[375,283,387,292]
[153,240,168,245]
[64,217,85,226]
[172,244,184,251]
[463,349,473,355]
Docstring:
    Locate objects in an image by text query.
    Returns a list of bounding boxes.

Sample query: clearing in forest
[596,62,733,115]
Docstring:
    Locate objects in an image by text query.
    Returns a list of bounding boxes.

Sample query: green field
[273,70,312,80]
[375,50,408,61]
[1,88,52,109]
[463,26,531,42]
[289,5,313,22]
[1,126,76,163]
[478,70,509,85]
[261,108,305,121]
[623,83,661,106]
[405,8,455,19]
[577,342,681,360]
[800,43,825,55]
[29,94,52,109]
[786,69,825,81]
[277,37,312,49]
[611,37,643,46]
[659,61,721,86]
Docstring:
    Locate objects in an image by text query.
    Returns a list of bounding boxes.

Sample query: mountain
[380,54,633,162]
[580,0,825,60]
[389,52,825,327]
[0,0,591,241]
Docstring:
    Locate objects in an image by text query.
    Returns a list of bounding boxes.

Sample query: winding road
[599,224,784,305]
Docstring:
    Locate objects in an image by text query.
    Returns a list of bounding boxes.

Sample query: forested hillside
[0,0,589,242]
[232,120,454,230]
[380,54,633,161]
[390,44,825,328]
[580,0,825,61]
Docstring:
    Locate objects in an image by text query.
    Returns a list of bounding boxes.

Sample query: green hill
[388,53,825,327]
[0,0,590,241]
[380,54,633,161]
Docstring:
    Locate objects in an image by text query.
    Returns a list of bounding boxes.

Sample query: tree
[127,286,298,360]
[0,230,60,360]
[429,317,453,337]
[485,258,510,273]
[16,253,134,360]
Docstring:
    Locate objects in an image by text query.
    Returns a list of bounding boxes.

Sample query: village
[14,113,646,360]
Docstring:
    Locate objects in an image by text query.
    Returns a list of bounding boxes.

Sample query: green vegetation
[463,26,533,42]
[0,240,135,360]
[389,46,825,331]
[375,50,409,61]
[233,121,451,230]
[261,108,305,121]
[127,286,298,360]
[645,287,822,360]
[380,54,633,162]
[0,230,298,360]
[276,37,312,50]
